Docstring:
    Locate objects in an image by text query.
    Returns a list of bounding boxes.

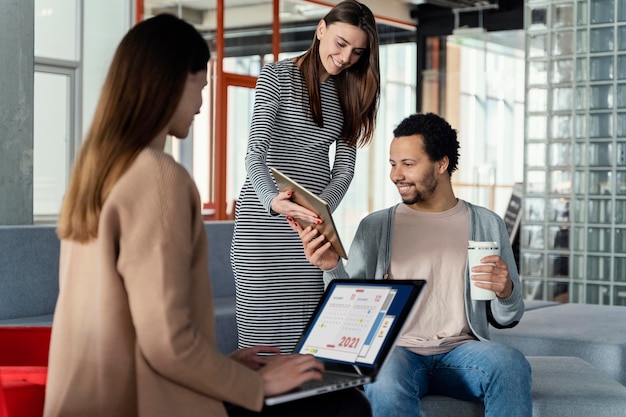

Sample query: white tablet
[270,167,348,260]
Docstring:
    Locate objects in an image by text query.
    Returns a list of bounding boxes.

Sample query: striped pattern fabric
[230,59,356,353]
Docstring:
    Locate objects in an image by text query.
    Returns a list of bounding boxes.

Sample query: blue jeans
[364,341,532,417]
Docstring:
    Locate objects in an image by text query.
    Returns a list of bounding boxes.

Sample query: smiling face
[389,134,449,208]
[316,20,367,82]
[168,70,208,139]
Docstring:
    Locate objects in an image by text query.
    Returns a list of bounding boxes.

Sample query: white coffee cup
[467,241,500,300]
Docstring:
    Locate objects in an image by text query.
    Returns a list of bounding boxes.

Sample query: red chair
[0,327,51,417]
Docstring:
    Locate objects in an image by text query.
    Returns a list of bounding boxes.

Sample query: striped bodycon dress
[230,59,356,353]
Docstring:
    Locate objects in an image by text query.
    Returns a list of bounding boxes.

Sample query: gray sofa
[0,225,58,326]
[204,221,238,354]
[3,223,626,416]
[490,302,626,386]
[420,355,626,417]
[0,222,238,354]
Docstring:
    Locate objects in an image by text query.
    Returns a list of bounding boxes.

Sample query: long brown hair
[298,0,380,148]
[57,14,210,242]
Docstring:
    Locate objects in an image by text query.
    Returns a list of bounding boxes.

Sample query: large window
[32,0,524,254]
[33,69,74,221]
[425,29,526,218]
[32,0,417,236]
[33,0,80,222]
[33,0,131,222]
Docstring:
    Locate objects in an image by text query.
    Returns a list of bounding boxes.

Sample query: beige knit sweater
[44,147,263,417]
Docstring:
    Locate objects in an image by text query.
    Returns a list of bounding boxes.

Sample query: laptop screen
[295,279,423,369]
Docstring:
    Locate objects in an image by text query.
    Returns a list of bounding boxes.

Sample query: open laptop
[265,278,426,406]
[270,167,348,259]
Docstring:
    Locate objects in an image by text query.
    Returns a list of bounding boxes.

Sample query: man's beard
[399,169,438,205]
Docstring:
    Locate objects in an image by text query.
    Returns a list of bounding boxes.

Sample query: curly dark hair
[393,113,460,176]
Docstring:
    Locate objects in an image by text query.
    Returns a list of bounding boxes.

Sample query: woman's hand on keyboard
[260,354,324,396]
[230,346,281,371]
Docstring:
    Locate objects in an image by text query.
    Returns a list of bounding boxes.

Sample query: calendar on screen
[298,284,398,364]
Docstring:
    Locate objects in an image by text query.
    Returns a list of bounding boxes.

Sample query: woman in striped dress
[231,0,380,353]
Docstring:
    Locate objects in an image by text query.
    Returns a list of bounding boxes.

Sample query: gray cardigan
[324,201,524,341]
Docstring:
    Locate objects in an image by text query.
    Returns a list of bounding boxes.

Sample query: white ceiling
[145,0,267,10]
[141,0,518,51]
[142,0,418,31]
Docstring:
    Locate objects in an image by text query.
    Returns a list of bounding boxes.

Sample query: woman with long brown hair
[231,0,381,354]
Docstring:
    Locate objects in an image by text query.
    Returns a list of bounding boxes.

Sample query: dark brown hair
[58,14,210,242]
[298,0,380,147]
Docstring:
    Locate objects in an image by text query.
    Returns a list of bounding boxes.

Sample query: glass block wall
[523,0,626,305]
